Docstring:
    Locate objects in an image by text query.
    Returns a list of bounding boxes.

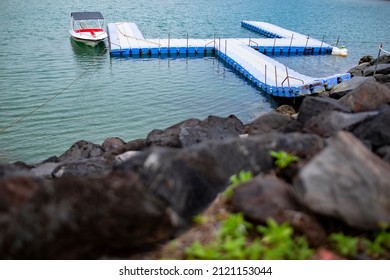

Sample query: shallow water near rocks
[1,0,389,163]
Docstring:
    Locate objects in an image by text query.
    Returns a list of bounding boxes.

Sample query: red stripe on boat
[74,28,104,36]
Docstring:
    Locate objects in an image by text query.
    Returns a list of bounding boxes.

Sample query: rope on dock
[114,23,161,46]
[0,47,108,134]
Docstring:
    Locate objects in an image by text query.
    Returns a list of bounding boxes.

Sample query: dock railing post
[320,35,324,54]
[275,66,278,88]
[186,33,189,53]
[168,33,170,55]
[305,35,309,49]
[285,65,291,89]
[335,35,340,47]
[289,34,294,54]
[273,37,276,54]
[374,42,383,75]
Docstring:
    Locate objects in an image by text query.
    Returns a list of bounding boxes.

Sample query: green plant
[269,150,299,169]
[224,170,253,198]
[193,214,208,225]
[328,232,359,257]
[363,227,390,257]
[257,219,313,260]
[185,214,313,260]
[185,213,253,260]
[328,226,390,259]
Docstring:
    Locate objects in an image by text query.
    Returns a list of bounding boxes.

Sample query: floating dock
[107,21,351,97]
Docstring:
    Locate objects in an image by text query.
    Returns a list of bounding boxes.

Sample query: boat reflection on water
[70,38,107,57]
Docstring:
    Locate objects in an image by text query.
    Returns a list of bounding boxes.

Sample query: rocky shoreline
[0,55,390,259]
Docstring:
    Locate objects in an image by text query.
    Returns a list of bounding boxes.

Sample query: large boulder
[245,112,294,135]
[329,76,375,99]
[105,138,146,156]
[303,111,378,137]
[51,157,112,178]
[117,132,324,224]
[348,62,372,77]
[294,132,390,230]
[0,163,32,179]
[102,137,126,152]
[232,175,300,224]
[374,74,390,85]
[297,96,351,125]
[231,175,326,246]
[349,55,390,77]
[363,64,390,77]
[58,140,105,162]
[338,80,390,112]
[146,115,245,148]
[352,107,390,150]
[0,173,178,259]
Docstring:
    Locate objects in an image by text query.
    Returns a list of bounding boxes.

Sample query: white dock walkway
[106,21,350,97]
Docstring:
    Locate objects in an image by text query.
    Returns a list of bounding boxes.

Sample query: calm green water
[1,0,389,163]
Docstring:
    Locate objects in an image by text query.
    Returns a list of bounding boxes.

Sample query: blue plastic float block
[281,89,291,98]
[187,47,196,54]
[179,47,187,53]
[197,47,205,53]
[119,49,130,56]
[150,48,159,55]
[288,46,298,54]
[130,48,140,56]
[323,73,351,90]
[159,47,168,54]
[110,50,122,56]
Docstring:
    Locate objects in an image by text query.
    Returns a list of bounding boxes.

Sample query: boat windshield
[76,19,104,29]
[71,12,105,30]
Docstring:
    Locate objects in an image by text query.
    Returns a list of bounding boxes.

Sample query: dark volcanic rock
[275,105,296,116]
[232,175,299,224]
[246,112,294,135]
[0,163,32,179]
[117,132,324,224]
[358,55,374,65]
[232,175,325,246]
[297,96,351,124]
[58,140,105,162]
[375,74,390,84]
[146,115,245,148]
[104,139,147,159]
[363,64,390,77]
[377,146,390,163]
[339,80,390,112]
[146,120,194,148]
[102,137,126,152]
[0,173,177,259]
[329,76,375,99]
[349,55,390,77]
[52,157,112,178]
[303,111,378,137]
[294,132,390,230]
[348,62,372,77]
[352,108,390,149]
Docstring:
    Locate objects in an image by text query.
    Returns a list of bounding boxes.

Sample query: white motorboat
[69,12,108,47]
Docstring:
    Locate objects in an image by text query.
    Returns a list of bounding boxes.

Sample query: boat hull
[69,29,107,47]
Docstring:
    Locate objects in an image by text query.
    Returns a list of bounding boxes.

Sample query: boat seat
[80,21,88,29]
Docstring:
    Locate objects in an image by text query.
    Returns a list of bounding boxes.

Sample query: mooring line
[0,47,108,134]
